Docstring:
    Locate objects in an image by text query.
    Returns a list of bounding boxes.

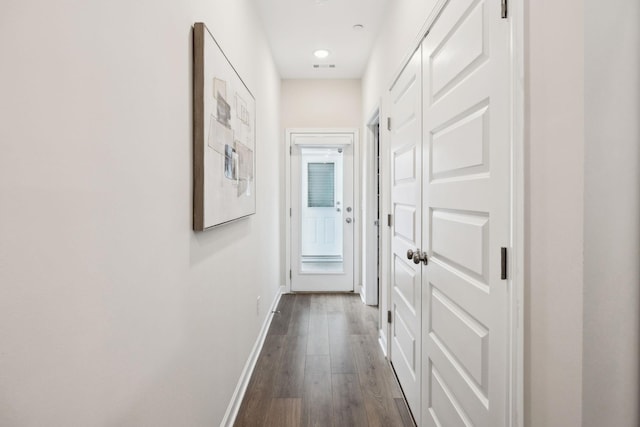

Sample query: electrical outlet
[256,296,261,315]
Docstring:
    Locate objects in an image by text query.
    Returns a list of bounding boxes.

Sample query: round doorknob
[413,250,428,265]
[407,249,414,260]
[345,218,352,224]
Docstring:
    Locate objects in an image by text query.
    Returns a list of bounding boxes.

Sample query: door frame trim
[509,1,525,426]
[285,128,361,294]
[363,109,381,306]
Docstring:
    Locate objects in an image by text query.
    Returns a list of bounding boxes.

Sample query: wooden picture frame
[193,22,256,231]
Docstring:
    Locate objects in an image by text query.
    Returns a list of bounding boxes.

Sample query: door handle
[407,249,415,260]
[415,251,428,265]
[411,249,428,265]
[345,218,352,224]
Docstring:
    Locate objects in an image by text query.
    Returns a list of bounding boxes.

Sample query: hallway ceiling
[253,0,389,79]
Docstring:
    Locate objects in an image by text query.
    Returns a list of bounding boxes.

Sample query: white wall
[526,1,585,425]
[281,79,362,128]
[362,0,438,118]
[363,1,586,426]
[0,0,281,425]
[583,0,640,425]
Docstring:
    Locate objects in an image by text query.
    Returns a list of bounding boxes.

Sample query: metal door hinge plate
[501,247,508,280]
[387,310,392,323]
[501,0,508,18]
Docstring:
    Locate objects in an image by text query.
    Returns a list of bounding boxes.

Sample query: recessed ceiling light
[313,49,330,59]
[353,24,364,31]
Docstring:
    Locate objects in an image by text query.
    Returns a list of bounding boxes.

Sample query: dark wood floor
[234,293,415,427]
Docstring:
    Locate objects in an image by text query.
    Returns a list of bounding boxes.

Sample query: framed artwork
[193,22,256,230]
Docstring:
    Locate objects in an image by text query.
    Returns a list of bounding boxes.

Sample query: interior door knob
[413,251,428,265]
[345,218,352,224]
[407,249,415,260]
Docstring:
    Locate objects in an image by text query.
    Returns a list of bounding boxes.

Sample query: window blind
[307,163,335,207]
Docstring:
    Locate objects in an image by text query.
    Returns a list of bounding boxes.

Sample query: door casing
[285,128,361,293]
[363,110,382,306]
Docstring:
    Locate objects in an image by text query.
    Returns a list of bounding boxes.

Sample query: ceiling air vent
[313,64,336,68]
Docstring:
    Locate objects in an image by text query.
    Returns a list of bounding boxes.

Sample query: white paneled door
[389,46,423,422]
[389,0,512,426]
[421,0,511,426]
[290,132,355,292]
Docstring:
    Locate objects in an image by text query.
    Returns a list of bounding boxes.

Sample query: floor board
[307,309,329,355]
[302,372,333,427]
[265,398,302,427]
[352,335,406,427]
[235,294,415,427]
[331,373,369,427]
[288,294,311,336]
[274,334,308,398]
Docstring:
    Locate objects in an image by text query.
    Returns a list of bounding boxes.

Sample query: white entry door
[421,0,511,426]
[290,132,355,292]
[389,46,423,422]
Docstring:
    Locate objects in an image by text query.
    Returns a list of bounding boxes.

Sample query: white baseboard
[221,286,283,427]
[358,282,379,306]
[378,329,388,357]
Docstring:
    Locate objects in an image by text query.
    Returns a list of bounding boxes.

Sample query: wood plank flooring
[235,294,415,427]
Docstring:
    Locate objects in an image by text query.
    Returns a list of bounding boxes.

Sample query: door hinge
[290,208,292,217]
[290,146,292,155]
[289,269,292,280]
[387,117,392,131]
[387,310,392,323]
[501,247,508,280]
[501,0,508,18]
[387,214,393,227]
